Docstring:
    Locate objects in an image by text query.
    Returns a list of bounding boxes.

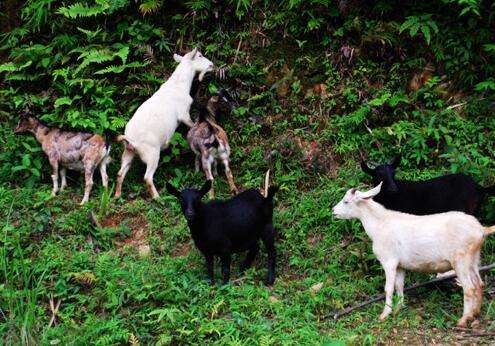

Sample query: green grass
[1,0,495,343]
[1,157,494,344]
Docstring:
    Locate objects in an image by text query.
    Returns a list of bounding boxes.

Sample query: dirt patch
[307,233,323,247]
[100,213,122,228]
[104,213,151,257]
[171,242,191,257]
[378,324,495,345]
[268,134,338,177]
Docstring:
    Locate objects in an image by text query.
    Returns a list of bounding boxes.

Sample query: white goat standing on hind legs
[114,48,214,199]
[332,182,495,327]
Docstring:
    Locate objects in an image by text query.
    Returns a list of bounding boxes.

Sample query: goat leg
[240,243,259,273]
[49,159,59,197]
[60,168,67,191]
[454,257,481,327]
[379,263,398,321]
[212,160,218,177]
[221,157,238,194]
[195,155,201,173]
[99,159,109,189]
[115,148,135,198]
[220,254,232,284]
[394,268,405,312]
[143,149,160,199]
[182,115,194,128]
[205,255,215,285]
[201,154,215,198]
[262,225,276,285]
[81,165,95,205]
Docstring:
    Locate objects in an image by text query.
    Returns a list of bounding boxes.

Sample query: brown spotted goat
[14,116,111,204]
[187,89,238,197]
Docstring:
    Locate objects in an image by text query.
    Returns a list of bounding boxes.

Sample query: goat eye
[344,201,349,204]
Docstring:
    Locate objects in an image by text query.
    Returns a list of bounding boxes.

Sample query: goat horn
[264,169,270,198]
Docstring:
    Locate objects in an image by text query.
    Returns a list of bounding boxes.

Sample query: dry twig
[328,263,495,320]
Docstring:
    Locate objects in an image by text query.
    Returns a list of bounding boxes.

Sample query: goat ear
[166,182,181,198]
[186,48,198,60]
[360,161,374,175]
[199,180,212,197]
[391,156,401,168]
[358,182,383,200]
[173,54,183,63]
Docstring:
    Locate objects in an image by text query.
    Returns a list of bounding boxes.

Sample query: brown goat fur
[14,116,111,204]
[187,95,237,198]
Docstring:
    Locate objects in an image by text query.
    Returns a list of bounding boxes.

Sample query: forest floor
[2,157,495,344]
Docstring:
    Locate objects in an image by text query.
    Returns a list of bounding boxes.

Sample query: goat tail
[483,225,495,236]
[116,135,135,152]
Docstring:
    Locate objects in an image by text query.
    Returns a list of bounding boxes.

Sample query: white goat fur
[114,49,214,199]
[332,183,495,327]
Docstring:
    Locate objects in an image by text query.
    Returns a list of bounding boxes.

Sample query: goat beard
[198,70,206,81]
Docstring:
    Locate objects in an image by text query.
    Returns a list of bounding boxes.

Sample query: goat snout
[185,210,195,221]
[387,182,399,193]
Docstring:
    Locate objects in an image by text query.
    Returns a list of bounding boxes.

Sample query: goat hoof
[265,278,275,286]
[457,318,468,328]
[379,311,391,321]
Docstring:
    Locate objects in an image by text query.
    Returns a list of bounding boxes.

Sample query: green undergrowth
[1,162,494,344]
[1,0,495,344]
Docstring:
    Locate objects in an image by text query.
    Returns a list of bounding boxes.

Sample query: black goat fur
[166,180,278,285]
[361,157,495,216]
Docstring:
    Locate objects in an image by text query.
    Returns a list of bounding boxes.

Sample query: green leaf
[475,79,495,92]
[54,97,73,108]
[22,155,31,167]
[420,26,431,45]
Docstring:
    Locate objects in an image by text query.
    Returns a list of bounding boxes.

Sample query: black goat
[166,180,278,285]
[361,157,495,216]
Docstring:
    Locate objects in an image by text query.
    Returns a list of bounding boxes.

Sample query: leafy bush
[0,0,494,344]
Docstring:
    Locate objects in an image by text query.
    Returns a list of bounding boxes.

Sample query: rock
[311,282,324,295]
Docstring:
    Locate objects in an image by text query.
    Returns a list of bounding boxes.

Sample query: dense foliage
[1,0,494,344]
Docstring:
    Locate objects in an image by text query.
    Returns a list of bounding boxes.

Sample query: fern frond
[139,0,161,15]
[58,0,129,19]
[110,117,128,129]
[94,61,148,75]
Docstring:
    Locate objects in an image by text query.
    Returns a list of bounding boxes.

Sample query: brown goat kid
[187,92,238,198]
[14,116,111,204]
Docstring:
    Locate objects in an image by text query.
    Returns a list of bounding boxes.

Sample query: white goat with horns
[332,182,495,327]
[114,49,214,199]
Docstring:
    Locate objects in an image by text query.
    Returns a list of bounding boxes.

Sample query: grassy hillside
[1,0,495,344]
